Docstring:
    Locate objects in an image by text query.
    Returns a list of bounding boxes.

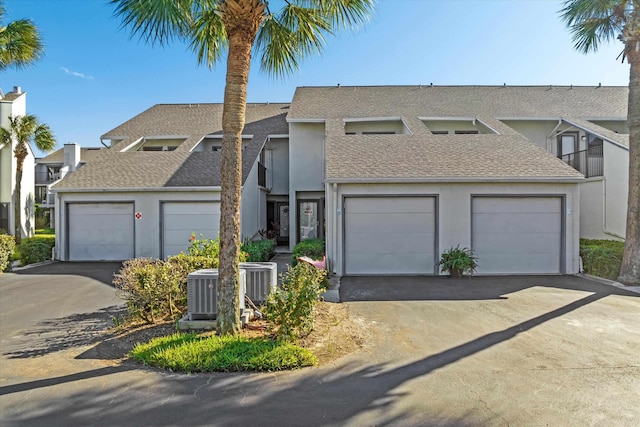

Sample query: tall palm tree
[561,0,640,285]
[111,0,373,335]
[0,0,44,71]
[0,115,55,244]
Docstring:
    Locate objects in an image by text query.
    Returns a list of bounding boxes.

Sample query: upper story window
[125,136,187,152]
[344,118,410,135]
[192,135,252,152]
[421,117,497,135]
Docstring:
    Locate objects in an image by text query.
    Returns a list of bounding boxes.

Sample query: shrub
[0,234,16,273]
[186,233,221,258]
[113,258,183,324]
[264,262,327,341]
[18,236,55,266]
[291,238,325,266]
[580,239,624,280]
[242,238,276,262]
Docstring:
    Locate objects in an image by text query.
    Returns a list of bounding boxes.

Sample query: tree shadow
[3,305,127,359]
[12,261,123,285]
[2,290,614,426]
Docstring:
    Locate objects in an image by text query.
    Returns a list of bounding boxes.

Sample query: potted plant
[437,245,478,277]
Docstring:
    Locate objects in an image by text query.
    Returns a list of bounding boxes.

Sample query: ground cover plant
[0,234,15,272]
[580,239,624,281]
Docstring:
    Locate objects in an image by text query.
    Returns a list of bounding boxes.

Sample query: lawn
[580,239,624,281]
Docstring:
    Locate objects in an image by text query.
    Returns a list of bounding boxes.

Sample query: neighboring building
[34,144,103,228]
[0,86,35,238]
[52,85,629,277]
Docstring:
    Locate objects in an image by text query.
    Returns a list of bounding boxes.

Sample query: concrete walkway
[1,264,639,426]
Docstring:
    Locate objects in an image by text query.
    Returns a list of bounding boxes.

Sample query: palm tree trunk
[216,0,264,335]
[618,48,640,285]
[13,151,26,245]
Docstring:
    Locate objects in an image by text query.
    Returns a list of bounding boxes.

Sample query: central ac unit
[239,262,278,302]
[187,269,246,320]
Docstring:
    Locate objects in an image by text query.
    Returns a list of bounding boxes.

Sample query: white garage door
[472,197,562,274]
[68,203,134,261]
[344,196,437,275]
[162,202,220,258]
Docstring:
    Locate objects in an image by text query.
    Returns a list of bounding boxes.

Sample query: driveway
[1,265,639,426]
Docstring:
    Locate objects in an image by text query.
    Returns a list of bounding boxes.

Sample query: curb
[579,273,640,295]
[10,259,55,271]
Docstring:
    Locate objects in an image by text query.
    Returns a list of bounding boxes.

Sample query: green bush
[186,233,221,258]
[437,245,478,276]
[242,238,276,262]
[131,333,316,372]
[580,239,624,280]
[291,238,325,266]
[0,234,16,272]
[113,258,184,324]
[264,262,327,341]
[18,236,55,266]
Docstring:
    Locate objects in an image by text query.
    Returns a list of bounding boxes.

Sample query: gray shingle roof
[54,103,289,190]
[288,85,627,120]
[290,85,625,181]
[37,147,104,164]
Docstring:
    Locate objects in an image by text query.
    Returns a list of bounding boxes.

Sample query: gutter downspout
[332,182,338,274]
[546,119,563,153]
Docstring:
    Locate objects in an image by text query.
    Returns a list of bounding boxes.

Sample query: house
[52,103,289,261]
[35,143,103,228]
[52,85,629,276]
[0,86,36,238]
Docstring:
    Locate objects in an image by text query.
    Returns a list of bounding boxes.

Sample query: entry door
[278,203,289,244]
[298,199,323,241]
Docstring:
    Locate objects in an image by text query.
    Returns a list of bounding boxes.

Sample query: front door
[298,199,323,242]
[278,203,289,245]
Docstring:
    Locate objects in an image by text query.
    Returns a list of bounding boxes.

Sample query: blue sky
[2,0,629,157]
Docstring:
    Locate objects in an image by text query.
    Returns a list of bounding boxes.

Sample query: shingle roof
[563,117,629,148]
[290,85,625,181]
[288,85,627,120]
[37,147,104,164]
[54,103,289,190]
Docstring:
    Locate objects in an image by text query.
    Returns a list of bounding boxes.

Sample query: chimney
[63,143,81,171]
[13,86,22,94]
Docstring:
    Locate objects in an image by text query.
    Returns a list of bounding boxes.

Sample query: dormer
[343,117,410,135]
[121,135,188,152]
[191,135,253,152]
[421,117,498,135]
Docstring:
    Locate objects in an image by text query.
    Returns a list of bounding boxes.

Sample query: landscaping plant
[0,234,16,272]
[437,245,478,277]
[241,238,276,262]
[580,239,624,281]
[17,235,55,266]
[264,262,327,341]
[291,239,325,266]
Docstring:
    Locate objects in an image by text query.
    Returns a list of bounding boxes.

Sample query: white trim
[53,186,223,193]
[325,176,584,184]
[267,134,289,139]
[419,116,477,122]
[343,116,403,123]
[561,118,629,151]
[143,135,190,140]
[286,118,326,123]
[119,137,144,152]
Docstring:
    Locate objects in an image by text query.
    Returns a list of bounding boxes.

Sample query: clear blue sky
[1,0,629,157]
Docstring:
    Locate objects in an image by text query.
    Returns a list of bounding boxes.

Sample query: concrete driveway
[1,264,639,426]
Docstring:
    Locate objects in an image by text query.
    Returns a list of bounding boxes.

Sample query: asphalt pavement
[1,263,639,426]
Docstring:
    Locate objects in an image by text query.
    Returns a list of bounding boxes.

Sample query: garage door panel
[344,196,436,275]
[162,202,220,258]
[347,253,432,275]
[472,197,562,274]
[346,212,435,234]
[68,203,134,261]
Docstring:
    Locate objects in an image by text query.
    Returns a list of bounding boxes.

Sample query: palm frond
[187,3,227,68]
[560,0,626,53]
[33,124,56,152]
[0,18,44,71]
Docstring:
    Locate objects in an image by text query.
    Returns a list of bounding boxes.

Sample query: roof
[288,85,627,120]
[54,103,289,190]
[37,147,104,164]
[563,117,629,149]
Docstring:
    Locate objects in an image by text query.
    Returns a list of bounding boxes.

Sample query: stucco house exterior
[0,86,36,238]
[52,85,629,276]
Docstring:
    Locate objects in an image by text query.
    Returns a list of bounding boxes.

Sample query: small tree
[0,115,55,243]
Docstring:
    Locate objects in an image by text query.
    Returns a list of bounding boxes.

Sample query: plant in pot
[437,245,478,277]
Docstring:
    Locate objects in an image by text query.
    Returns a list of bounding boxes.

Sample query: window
[0,203,8,233]
[211,145,222,152]
[142,146,162,151]
[454,130,479,135]
[362,131,396,135]
[431,130,449,135]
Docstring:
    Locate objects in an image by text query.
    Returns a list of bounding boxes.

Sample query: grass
[131,332,317,372]
[35,228,55,238]
[580,239,624,281]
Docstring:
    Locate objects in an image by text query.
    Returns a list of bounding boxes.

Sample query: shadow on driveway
[340,274,638,301]
[12,262,123,285]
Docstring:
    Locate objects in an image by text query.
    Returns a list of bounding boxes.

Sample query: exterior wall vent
[240,262,278,302]
[187,269,246,320]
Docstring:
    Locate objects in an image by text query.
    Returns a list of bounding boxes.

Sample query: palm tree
[0,0,44,71]
[111,0,373,335]
[561,0,640,285]
[0,115,55,244]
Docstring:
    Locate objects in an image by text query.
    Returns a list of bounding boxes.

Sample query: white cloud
[60,67,95,80]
